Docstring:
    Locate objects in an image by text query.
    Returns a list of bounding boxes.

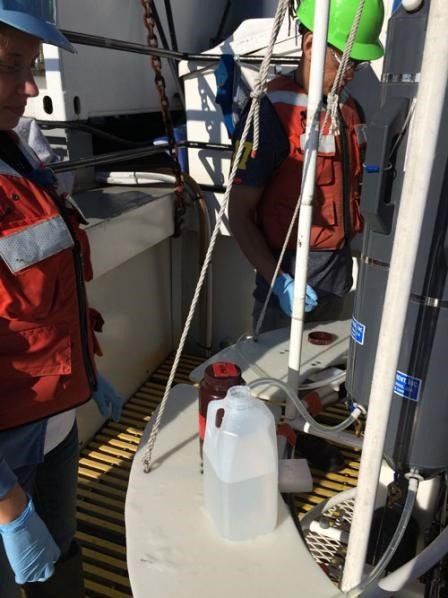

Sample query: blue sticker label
[351,317,366,346]
[394,371,422,402]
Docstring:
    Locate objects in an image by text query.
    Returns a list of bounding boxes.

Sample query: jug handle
[204,399,227,445]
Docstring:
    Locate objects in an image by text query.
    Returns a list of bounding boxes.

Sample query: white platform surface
[190,319,351,398]
[125,384,340,598]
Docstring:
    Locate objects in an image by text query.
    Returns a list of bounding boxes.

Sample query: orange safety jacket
[0,134,99,431]
[258,76,365,251]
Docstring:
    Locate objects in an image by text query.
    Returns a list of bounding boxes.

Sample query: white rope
[250,0,291,157]
[323,0,366,134]
[142,0,291,473]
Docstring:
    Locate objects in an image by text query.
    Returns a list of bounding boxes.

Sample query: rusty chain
[140,0,186,237]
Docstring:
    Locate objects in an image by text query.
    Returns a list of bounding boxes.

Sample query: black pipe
[37,120,233,152]
[196,183,227,194]
[214,0,232,44]
[49,145,167,172]
[163,0,178,52]
[60,30,299,65]
[38,120,155,148]
[184,141,231,152]
[48,141,233,174]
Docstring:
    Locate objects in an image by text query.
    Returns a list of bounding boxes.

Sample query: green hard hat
[296,0,385,61]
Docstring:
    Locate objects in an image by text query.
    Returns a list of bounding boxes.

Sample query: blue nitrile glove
[272,273,318,316]
[92,373,123,421]
[0,498,60,584]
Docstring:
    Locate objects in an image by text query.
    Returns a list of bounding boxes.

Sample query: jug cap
[226,385,256,409]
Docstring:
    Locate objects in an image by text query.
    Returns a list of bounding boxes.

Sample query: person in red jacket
[229,0,385,333]
[228,0,384,472]
[0,3,122,596]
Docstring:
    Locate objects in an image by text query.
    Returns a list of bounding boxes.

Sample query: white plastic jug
[203,385,278,541]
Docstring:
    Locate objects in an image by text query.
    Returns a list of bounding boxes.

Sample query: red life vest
[0,137,98,431]
[259,76,365,251]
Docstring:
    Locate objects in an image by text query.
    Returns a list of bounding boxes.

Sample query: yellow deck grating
[77,353,204,597]
[77,353,361,596]
[295,404,363,515]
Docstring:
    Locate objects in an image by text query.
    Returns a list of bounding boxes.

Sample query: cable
[234,333,346,391]
[296,370,346,391]
[346,474,420,597]
[375,525,448,595]
[247,377,362,434]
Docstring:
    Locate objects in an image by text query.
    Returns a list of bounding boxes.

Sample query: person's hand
[272,273,318,316]
[92,373,123,421]
[0,498,60,584]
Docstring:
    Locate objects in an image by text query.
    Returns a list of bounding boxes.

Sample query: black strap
[337,107,352,244]
[0,132,34,176]
[0,132,58,190]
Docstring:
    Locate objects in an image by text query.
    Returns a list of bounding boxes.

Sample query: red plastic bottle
[198,362,243,445]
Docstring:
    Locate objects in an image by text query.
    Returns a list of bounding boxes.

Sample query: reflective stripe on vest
[267,90,309,106]
[268,90,337,154]
[300,132,336,154]
[0,215,74,273]
[267,88,349,107]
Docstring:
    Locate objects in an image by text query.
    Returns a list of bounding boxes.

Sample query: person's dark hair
[298,23,310,37]
[298,23,311,51]
[0,21,13,36]
[0,22,8,43]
